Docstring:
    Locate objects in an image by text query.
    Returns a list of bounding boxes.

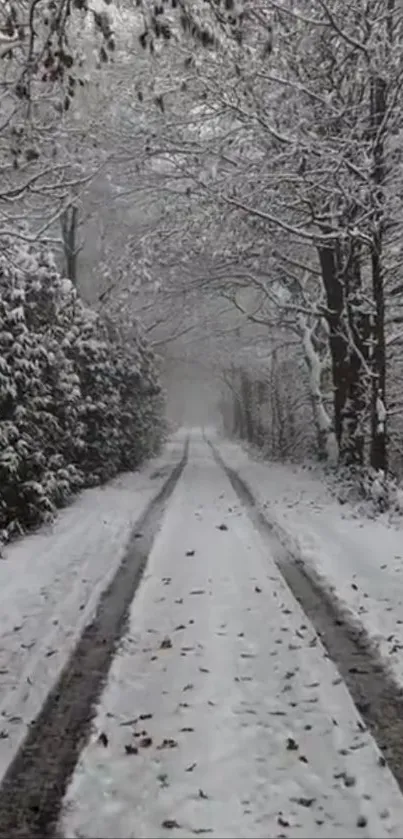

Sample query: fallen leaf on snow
[157,738,178,749]
[186,762,197,772]
[278,816,290,827]
[124,744,138,755]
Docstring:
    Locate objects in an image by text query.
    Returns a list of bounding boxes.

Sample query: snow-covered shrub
[0,240,165,546]
[118,338,165,468]
[331,463,403,519]
[65,306,123,484]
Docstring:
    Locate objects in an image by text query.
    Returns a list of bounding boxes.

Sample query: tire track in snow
[0,440,189,839]
[210,439,403,797]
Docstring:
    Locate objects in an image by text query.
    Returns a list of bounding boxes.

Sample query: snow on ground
[0,436,185,785]
[61,436,403,839]
[215,440,403,688]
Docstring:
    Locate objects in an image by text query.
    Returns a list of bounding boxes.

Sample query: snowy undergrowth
[0,437,184,787]
[242,440,403,523]
[216,440,403,689]
[331,466,403,520]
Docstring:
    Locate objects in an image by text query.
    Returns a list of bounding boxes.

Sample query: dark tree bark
[369,73,388,471]
[317,240,348,450]
[318,236,372,467]
[340,241,372,467]
[60,205,80,285]
[240,371,254,443]
[254,378,267,449]
[231,369,244,438]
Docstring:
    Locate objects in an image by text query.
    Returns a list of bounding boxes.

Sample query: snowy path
[0,436,185,785]
[214,440,403,687]
[61,436,403,839]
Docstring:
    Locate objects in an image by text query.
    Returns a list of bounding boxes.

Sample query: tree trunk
[338,240,371,467]
[318,235,374,467]
[232,368,246,439]
[268,351,278,457]
[254,378,267,449]
[240,371,254,443]
[371,240,387,470]
[317,241,348,449]
[369,73,388,471]
[225,367,243,438]
[298,313,338,465]
[61,205,79,284]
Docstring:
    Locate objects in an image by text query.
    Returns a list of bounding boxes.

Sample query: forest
[1,0,402,542]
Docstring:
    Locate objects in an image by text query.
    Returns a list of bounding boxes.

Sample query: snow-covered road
[214,440,403,687]
[61,435,403,839]
[0,436,185,786]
